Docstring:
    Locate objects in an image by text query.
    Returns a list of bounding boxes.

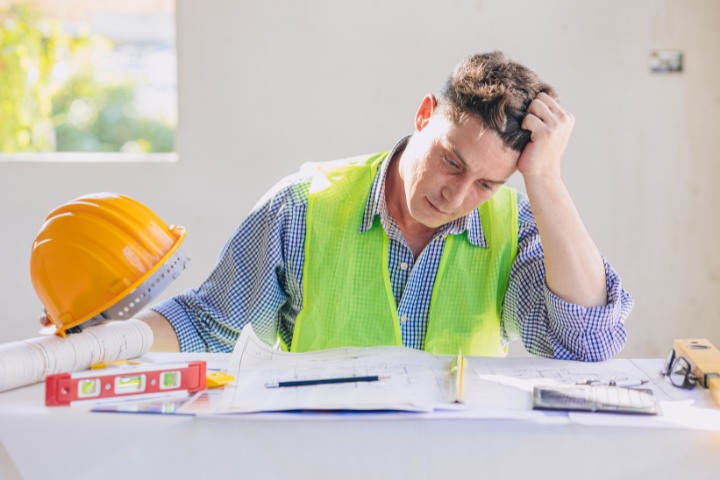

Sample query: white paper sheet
[218,325,662,417]
[460,356,658,410]
[220,325,452,412]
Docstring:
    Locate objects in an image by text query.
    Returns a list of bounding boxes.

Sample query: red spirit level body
[46,361,206,406]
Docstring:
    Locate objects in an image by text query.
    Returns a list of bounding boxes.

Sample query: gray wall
[1,0,718,358]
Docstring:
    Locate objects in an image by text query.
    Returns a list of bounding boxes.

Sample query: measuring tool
[673,339,720,407]
[46,361,206,406]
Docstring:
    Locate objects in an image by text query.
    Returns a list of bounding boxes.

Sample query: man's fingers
[526,95,574,134]
[521,113,547,137]
[528,97,557,124]
[38,310,51,327]
[532,90,569,110]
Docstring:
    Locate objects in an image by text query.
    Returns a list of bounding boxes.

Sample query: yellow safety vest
[291,153,518,356]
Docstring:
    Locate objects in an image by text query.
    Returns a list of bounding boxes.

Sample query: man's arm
[501,193,632,361]
[135,310,180,352]
[518,92,607,306]
[501,92,633,361]
[144,172,310,353]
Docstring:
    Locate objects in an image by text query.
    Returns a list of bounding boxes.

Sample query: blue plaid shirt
[154,138,633,360]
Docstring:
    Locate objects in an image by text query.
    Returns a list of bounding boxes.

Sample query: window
[0,0,177,162]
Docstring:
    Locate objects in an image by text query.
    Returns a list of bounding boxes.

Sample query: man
[139,51,633,360]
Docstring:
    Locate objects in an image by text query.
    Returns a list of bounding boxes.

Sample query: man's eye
[478,181,493,191]
[443,154,459,169]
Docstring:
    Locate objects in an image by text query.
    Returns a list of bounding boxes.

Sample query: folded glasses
[661,349,698,389]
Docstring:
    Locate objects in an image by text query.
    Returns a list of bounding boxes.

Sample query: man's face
[395,98,520,230]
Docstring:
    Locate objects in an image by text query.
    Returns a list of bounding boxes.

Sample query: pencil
[451,349,465,403]
[265,375,383,388]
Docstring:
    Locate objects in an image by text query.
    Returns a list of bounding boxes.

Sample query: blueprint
[219,325,657,414]
[220,325,452,412]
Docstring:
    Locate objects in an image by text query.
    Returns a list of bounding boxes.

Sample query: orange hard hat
[30,193,188,337]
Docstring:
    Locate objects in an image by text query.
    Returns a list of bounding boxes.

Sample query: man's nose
[442,179,472,209]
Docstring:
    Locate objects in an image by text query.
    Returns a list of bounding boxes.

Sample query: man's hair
[437,51,557,152]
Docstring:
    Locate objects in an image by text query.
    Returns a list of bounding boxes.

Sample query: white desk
[2,353,720,480]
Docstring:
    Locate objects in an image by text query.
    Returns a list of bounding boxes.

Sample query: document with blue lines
[219,325,454,413]
[219,325,656,415]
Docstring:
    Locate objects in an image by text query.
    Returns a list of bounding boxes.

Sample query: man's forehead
[442,120,504,151]
[440,126,519,178]
[446,110,522,154]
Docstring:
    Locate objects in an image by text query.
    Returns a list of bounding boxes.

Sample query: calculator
[533,385,658,415]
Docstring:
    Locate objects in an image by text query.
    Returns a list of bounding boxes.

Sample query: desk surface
[2,353,720,480]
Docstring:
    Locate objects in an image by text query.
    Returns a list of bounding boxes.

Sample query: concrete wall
[1,0,719,358]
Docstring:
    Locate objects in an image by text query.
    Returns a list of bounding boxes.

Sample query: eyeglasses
[661,349,698,389]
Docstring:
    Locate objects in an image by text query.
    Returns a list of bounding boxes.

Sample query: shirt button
[400,262,409,271]
[400,315,408,324]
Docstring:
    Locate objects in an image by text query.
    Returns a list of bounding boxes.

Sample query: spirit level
[674,339,720,407]
[45,361,206,406]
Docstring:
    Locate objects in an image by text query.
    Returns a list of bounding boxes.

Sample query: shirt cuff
[543,258,632,361]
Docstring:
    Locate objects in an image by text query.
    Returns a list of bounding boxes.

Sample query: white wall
[1,0,718,358]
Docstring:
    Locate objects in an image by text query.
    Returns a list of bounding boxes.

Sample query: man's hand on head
[516,92,575,181]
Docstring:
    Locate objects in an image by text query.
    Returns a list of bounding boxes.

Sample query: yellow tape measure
[673,339,720,407]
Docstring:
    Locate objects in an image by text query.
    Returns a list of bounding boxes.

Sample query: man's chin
[417,201,452,225]
[411,210,450,230]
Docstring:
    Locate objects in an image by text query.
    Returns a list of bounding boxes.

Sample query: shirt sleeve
[501,191,634,361]
[151,174,309,352]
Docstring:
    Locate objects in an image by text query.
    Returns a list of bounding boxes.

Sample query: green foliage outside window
[0,3,175,154]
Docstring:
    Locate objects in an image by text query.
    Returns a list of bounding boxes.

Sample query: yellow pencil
[450,349,465,403]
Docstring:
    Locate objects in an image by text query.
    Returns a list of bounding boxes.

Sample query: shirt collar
[360,136,488,248]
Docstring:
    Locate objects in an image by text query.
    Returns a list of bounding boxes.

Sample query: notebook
[533,384,658,415]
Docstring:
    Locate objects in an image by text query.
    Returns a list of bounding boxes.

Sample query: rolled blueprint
[0,319,153,393]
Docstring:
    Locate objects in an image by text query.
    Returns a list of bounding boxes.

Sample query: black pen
[264,375,385,388]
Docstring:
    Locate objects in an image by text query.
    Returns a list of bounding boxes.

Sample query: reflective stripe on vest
[291,153,518,356]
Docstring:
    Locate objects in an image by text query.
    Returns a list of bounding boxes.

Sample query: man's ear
[414,95,437,132]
